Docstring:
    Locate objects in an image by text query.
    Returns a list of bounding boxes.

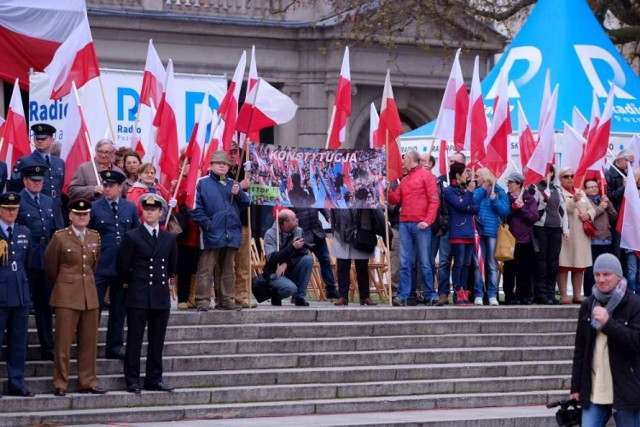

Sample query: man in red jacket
[388,151,440,306]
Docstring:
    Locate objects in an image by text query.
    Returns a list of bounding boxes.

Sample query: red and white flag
[0,79,30,169]
[60,83,92,194]
[575,87,615,185]
[235,78,298,135]
[586,90,601,140]
[465,56,486,167]
[377,70,404,182]
[627,134,640,166]
[538,69,551,132]
[219,51,246,153]
[617,166,640,252]
[140,39,165,109]
[243,45,261,144]
[0,116,5,140]
[438,140,448,177]
[484,68,512,179]
[524,85,558,186]
[44,14,100,100]
[184,97,213,209]
[433,48,469,151]
[327,46,351,149]
[152,59,180,189]
[571,106,588,137]
[517,101,536,170]
[369,103,379,149]
[561,122,586,173]
[201,111,222,177]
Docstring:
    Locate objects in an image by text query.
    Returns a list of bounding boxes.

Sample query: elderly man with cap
[9,123,65,227]
[68,139,124,202]
[45,199,105,397]
[0,192,35,397]
[17,165,64,361]
[192,150,249,311]
[570,253,640,426]
[90,170,140,360]
[117,193,178,394]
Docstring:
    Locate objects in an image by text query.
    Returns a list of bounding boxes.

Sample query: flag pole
[72,82,100,185]
[385,128,393,306]
[426,137,436,158]
[97,75,117,141]
[324,106,337,149]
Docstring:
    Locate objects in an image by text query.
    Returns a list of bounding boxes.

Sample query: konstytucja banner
[248,144,387,209]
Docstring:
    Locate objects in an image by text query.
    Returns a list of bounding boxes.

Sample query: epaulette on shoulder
[54,228,67,234]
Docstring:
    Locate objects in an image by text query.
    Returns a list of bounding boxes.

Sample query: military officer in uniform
[0,192,35,397]
[17,165,63,361]
[45,199,107,396]
[117,193,177,394]
[9,123,65,226]
[89,170,140,360]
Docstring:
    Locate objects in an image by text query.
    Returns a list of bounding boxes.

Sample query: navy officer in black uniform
[17,165,63,361]
[0,192,35,397]
[117,193,177,394]
[89,170,140,360]
[9,123,65,226]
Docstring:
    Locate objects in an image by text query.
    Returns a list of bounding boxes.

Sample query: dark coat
[117,226,178,310]
[605,166,626,212]
[444,183,479,240]
[0,161,6,192]
[506,191,539,244]
[0,224,32,307]
[292,208,329,242]
[17,190,63,270]
[571,291,640,410]
[89,197,141,277]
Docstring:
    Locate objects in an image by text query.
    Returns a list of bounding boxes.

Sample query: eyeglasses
[561,175,574,179]
[585,186,598,190]
[97,150,114,155]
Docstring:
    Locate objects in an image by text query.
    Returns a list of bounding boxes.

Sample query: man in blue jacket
[192,151,249,311]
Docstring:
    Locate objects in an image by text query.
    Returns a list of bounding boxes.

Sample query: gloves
[390,180,399,191]
[168,198,178,208]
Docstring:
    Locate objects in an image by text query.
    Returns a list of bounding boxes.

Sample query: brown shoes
[236,300,258,309]
[334,298,348,306]
[360,298,377,306]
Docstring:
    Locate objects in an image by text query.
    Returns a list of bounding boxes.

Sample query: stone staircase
[1,305,578,426]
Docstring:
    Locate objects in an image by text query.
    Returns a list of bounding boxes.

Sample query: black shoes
[40,351,55,361]
[426,298,444,307]
[294,297,309,307]
[271,298,282,306]
[79,386,108,395]
[126,384,141,394]
[392,297,406,306]
[143,381,174,392]
[8,388,34,397]
[54,388,66,397]
[325,288,340,299]
[106,351,125,360]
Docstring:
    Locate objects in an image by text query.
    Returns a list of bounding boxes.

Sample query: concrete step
[0,390,567,427]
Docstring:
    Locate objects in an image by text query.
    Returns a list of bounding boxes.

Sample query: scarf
[591,278,627,330]
[562,185,576,195]
[587,194,601,205]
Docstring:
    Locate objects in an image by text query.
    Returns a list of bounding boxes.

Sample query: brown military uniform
[45,227,101,390]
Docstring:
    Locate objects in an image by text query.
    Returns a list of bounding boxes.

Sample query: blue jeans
[437,232,452,295]
[474,236,498,299]
[626,252,639,294]
[270,255,313,299]
[311,239,336,289]
[451,243,473,291]
[398,222,434,301]
[582,403,640,427]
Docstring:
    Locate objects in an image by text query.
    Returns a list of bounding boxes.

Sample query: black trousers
[124,307,170,387]
[503,242,535,303]
[336,258,369,300]
[96,275,126,355]
[177,245,199,303]
[533,226,563,301]
[28,268,54,356]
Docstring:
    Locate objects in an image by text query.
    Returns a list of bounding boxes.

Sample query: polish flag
[377,70,404,182]
[184,97,213,209]
[0,1,86,90]
[571,107,589,137]
[60,83,92,194]
[129,125,145,159]
[152,59,180,189]
[201,111,222,177]
[0,116,5,139]
[627,134,640,166]
[235,78,298,135]
[617,166,640,253]
[44,14,100,100]
[369,103,379,149]
[586,91,601,140]
[327,46,351,149]
[244,45,260,144]
[438,140,448,177]
[433,48,469,151]
[561,122,586,173]
[0,79,30,169]
[484,68,512,179]
[575,87,615,186]
[219,51,246,153]
[524,85,558,186]
[465,56,486,167]
[140,39,165,109]
[517,101,536,170]
[538,69,551,132]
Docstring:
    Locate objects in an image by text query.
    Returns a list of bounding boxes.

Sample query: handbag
[582,219,597,238]
[251,273,272,303]
[166,214,183,235]
[494,223,516,262]
[350,210,377,252]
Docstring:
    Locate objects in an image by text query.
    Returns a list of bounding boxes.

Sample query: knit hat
[506,172,524,185]
[593,253,623,277]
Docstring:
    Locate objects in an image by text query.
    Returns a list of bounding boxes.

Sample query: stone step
[0,390,567,426]
[21,360,572,394]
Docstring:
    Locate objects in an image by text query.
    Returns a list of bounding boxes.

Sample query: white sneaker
[474,297,483,306]
[489,297,499,306]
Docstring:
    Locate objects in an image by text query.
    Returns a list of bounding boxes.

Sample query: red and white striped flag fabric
[538,69,551,132]
[60,83,92,194]
[219,51,246,153]
[465,56,486,167]
[517,101,536,170]
[617,166,640,253]
[327,46,351,149]
[129,125,145,159]
[244,45,260,144]
[0,79,30,169]
[571,106,588,137]
[561,122,586,173]
[0,116,5,140]
[140,39,165,109]
[586,90,601,140]
[236,78,298,135]
[369,103,379,149]
[438,140,448,177]
[524,85,558,186]
[152,59,180,189]
[44,14,100,100]
[433,48,469,151]
[377,70,404,182]
[627,134,640,166]
[484,68,512,179]
[185,98,213,209]
[473,217,485,281]
[201,111,221,177]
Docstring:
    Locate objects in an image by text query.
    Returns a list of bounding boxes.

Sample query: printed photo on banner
[248,144,387,209]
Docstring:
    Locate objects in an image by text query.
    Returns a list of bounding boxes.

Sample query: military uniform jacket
[0,161,7,193]
[0,224,32,308]
[45,227,101,311]
[117,227,178,311]
[89,197,140,277]
[17,190,63,270]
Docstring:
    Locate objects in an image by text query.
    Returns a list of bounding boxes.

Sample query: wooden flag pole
[97,75,117,141]
[385,128,393,306]
[324,105,337,149]
[72,83,101,185]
